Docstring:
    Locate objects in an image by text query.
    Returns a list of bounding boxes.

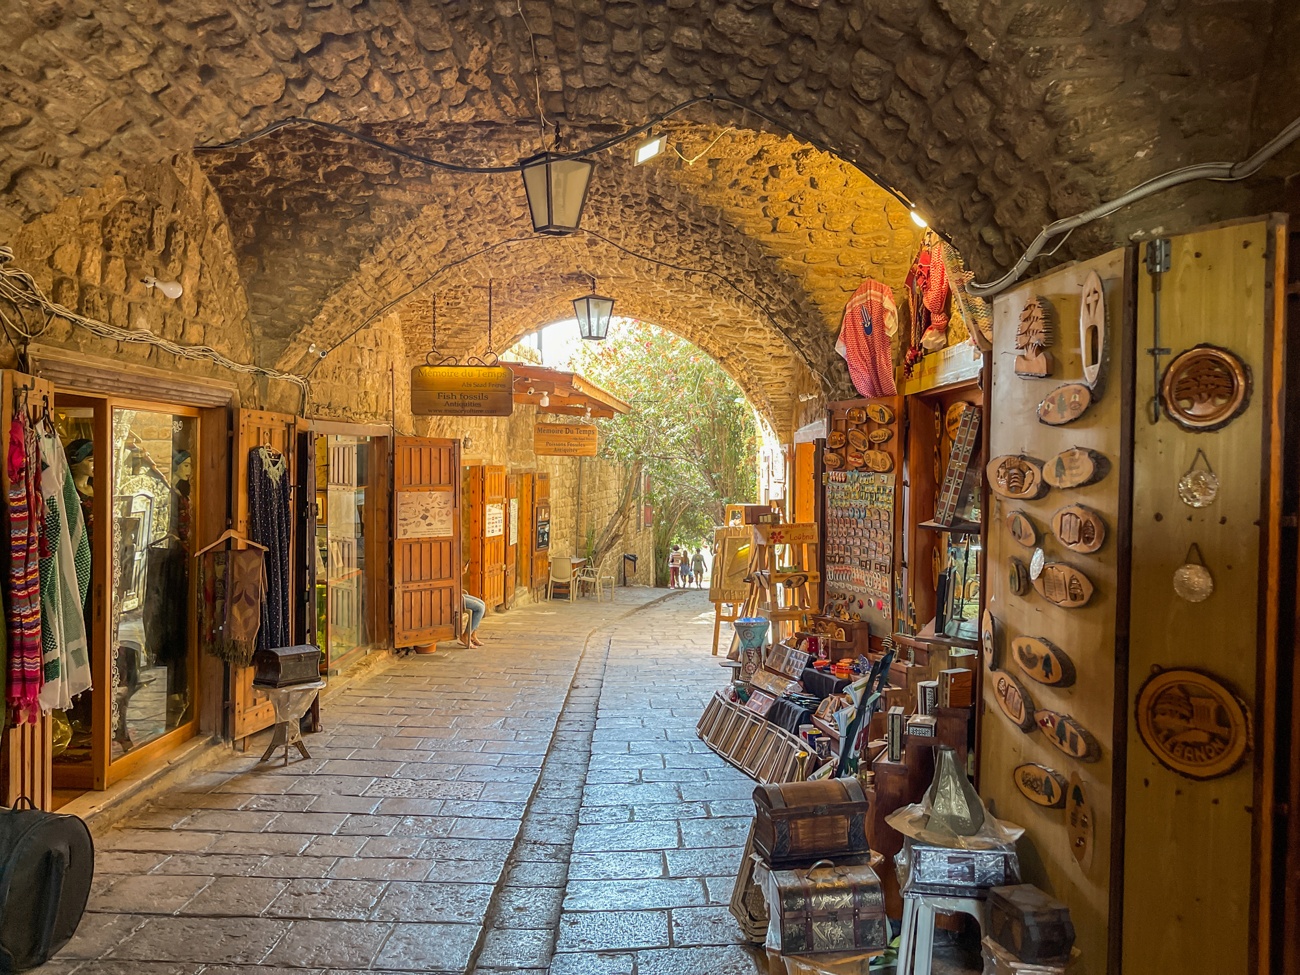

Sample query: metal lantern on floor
[573,284,615,341]
[520,153,594,235]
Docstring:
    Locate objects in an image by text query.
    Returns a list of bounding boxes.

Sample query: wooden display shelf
[917,519,982,536]
[893,630,979,654]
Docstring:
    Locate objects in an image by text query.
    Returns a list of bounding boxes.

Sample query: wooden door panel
[484,465,506,608]
[504,474,518,606]
[393,437,460,647]
[532,472,551,591]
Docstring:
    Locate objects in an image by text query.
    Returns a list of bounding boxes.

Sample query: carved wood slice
[1015,350,1054,378]
[1080,269,1105,388]
[1066,773,1094,868]
[944,402,966,442]
[1032,562,1094,608]
[828,430,847,449]
[1134,668,1252,780]
[987,455,1048,500]
[862,450,894,473]
[994,673,1036,731]
[1035,710,1101,762]
[847,429,869,450]
[1051,504,1106,554]
[1008,557,1030,597]
[869,428,892,444]
[865,404,895,425]
[1013,636,1077,687]
[846,407,868,424]
[1006,510,1037,548]
[823,450,844,470]
[1015,296,1056,379]
[1160,344,1251,432]
[1014,763,1068,808]
[846,448,865,468]
[1042,447,1108,489]
[1037,382,1093,426]
[981,609,998,671]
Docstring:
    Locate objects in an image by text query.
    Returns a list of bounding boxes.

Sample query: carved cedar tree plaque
[1052,504,1106,554]
[1014,296,1056,378]
[1042,447,1108,490]
[1037,382,1093,426]
[1134,668,1251,780]
[1066,773,1094,868]
[1160,344,1251,432]
[1035,710,1101,762]
[1006,510,1037,548]
[1014,763,1068,808]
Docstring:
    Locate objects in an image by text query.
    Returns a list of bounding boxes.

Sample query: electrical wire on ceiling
[673,127,734,166]
[514,0,553,152]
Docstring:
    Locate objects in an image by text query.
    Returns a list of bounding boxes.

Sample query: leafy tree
[576,323,759,585]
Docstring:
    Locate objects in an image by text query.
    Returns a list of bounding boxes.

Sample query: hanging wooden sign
[987,455,1048,500]
[1035,710,1101,762]
[1160,344,1251,432]
[1033,562,1094,608]
[1014,763,1068,809]
[994,673,1036,731]
[410,364,515,416]
[1013,637,1076,687]
[865,403,895,424]
[1006,510,1037,548]
[1134,668,1252,780]
[1014,296,1055,378]
[1051,504,1106,554]
[1042,447,1108,489]
[1066,773,1094,868]
[1079,270,1105,388]
[1008,557,1030,596]
[535,422,599,457]
[1037,383,1093,426]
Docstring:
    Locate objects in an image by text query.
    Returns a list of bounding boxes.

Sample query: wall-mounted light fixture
[634,132,664,165]
[539,391,550,408]
[573,275,615,341]
[910,209,929,229]
[521,153,594,235]
[142,276,183,299]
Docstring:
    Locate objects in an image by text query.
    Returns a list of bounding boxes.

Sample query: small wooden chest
[988,885,1075,963]
[900,839,1020,897]
[768,859,888,954]
[753,777,871,868]
[251,645,322,688]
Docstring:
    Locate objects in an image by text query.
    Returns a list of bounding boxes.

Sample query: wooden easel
[749,523,821,644]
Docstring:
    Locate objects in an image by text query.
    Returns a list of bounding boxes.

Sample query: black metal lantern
[520,153,594,235]
[573,289,615,341]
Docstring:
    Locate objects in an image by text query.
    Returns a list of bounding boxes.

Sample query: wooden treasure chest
[987,885,1075,964]
[899,839,1020,898]
[753,777,871,868]
[251,645,322,688]
[768,858,888,954]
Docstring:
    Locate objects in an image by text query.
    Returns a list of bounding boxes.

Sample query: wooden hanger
[195,528,268,557]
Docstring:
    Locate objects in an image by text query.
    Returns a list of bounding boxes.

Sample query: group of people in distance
[668,545,707,589]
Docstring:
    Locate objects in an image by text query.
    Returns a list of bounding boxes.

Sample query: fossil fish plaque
[1052,505,1106,554]
[1007,510,1037,548]
[1134,668,1252,780]
[1037,383,1093,426]
[1013,637,1076,687]
[1080,270,1105,388]
[1033,562,1094,608]
[866,403,895,425]
[1042,447,1108,490]
[994,673,1036,731]
[987,455,1048,500]
[1014,763,1068,808]
[1035,710,1101,762]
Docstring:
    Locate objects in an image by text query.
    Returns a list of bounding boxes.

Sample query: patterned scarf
[7,416,43,723]
[835,278,898,398]
[199,547,266,667]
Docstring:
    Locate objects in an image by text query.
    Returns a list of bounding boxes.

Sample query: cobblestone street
[40,590,763,974]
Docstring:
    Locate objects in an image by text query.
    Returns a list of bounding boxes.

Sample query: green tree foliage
[577,323,759,585]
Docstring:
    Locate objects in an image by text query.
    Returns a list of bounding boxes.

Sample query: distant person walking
[691,548,706,588]
[668,545,682,588]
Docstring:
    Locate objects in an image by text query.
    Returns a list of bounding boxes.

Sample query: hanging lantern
[573,290,615,341]
[520,153,594,235]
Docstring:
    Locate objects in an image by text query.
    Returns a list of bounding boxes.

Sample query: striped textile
[7,416,43,722]
[836,277,898,398]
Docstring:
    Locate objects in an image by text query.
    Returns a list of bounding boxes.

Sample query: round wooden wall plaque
[1160,344,1251,432]
[1134,668,1251,780]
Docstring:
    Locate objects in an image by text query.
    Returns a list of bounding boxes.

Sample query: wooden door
[793,441,817,524]
[482,465,506,609]
[365,437,391,650]
[503,474,519,607]
[393,437,461,648]
[532,472,551,592]
[232,409,297,742]
[518,474,534,592]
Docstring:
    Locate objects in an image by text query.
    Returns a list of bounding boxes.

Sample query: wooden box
[988,885,1075,964]
[768,859,888,954]
[982,937,1080,974]
[753,777,871,868]
[251,645,322,688]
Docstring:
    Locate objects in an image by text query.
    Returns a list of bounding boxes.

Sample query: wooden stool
[897,891,988,975]
[256,680,326,766]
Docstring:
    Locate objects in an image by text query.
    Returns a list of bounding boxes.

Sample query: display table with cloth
[255,679,325,765]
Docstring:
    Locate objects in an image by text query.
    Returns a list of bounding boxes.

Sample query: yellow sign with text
[534,421,599,457]
[410,365,515,416]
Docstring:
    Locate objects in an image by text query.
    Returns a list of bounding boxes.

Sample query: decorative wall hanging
[1051,505,1106,555]
[846,406,867,424]
[981,609,998,670]
[1134,667,1251,780]
[1177,448,1218,508]
[1079,270,1105,388]
[847,429,869,450]
[846,448,865,468]
[1042,447,1108,490]
[866,403,895,425]
[836,278,899,398]
[994,673,1037,731]
[1160,344,1251,432]
[1014,296,1056,378]
[828,430,846,449]
[987,455,1048,500]
[869,429,892,445]
[1035,710,1101,762]
[1008,558,1030,596]
[1033,562,1094,608]
[862,450,894,473]
[1013,637,1076,687]
[1173,544,1213,603]
[1006,510,1037,548]
[1029,547,1045,581]
[1037,383,1093,426]
[1014,763,1068,808]
[823,451,844,471]
[1066,773,1094,868]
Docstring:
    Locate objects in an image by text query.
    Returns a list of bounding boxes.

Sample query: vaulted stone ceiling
[1,0,1295,425]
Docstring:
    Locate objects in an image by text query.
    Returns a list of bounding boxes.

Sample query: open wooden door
[503,474,519,607]
[532,472,551,596]
[518,474,534,593]
[393,437,461,649]
[482,465,506,609]
[792,441,817,525]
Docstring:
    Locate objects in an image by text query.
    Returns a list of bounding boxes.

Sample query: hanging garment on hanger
[7,415,44,722]
[35,422,91,712]
[198,545,266,667]
[248,445,290,653]
[919,238,951,351]
[836,278,899,398]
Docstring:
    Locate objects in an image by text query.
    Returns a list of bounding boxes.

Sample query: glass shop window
[315,435,374,671]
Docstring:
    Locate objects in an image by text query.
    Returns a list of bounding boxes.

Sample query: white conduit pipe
[968,113,1300,298]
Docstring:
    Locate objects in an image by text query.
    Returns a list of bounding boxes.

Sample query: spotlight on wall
[539,391,550,408]
[910,209,929,229]
[142,276,184,300]
[634,133,664,165]
[520,153,594,235]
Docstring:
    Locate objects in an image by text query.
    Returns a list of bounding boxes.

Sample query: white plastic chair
[547,556,575,602]
[576,556,615,602]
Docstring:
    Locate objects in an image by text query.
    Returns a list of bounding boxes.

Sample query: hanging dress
[248,447,291,652]
[7,415,44,722]
[835,278,899,398]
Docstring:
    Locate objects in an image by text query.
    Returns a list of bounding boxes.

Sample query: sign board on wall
[396,491,454,539]
[508,498,519,546]
[485,502,505,538]
[534,421,598,457]
[410,365,515,416]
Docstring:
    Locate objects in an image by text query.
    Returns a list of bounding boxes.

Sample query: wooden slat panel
[504,474,518,607]
[484,465,505,608]
[393,437,460,647]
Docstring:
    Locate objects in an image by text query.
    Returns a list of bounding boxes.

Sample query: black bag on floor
[0,798,94,973]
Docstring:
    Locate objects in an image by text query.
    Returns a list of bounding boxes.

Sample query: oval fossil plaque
[862,450,893,473]
[866,403,895,425]
[1042,447,1108,490]
[1066,773,1094,868]
[1014,763,1068,808]
[1006,510,1037,548]
[1013,637,1076,687]
[869,428,892,444]
[987,455,1047,500]
[994,673,1036,731]
[1033,562,1094,608]
[1035,710,1101,762]
[1160,344,1251,432]
[1038,382,1093,426]
[1052,504,1106,554]
[981,609,998,670]
[1008,557,1030,596]
[1134,668,1251,780]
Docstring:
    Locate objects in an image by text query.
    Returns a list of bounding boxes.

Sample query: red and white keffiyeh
[836,278,898,398]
